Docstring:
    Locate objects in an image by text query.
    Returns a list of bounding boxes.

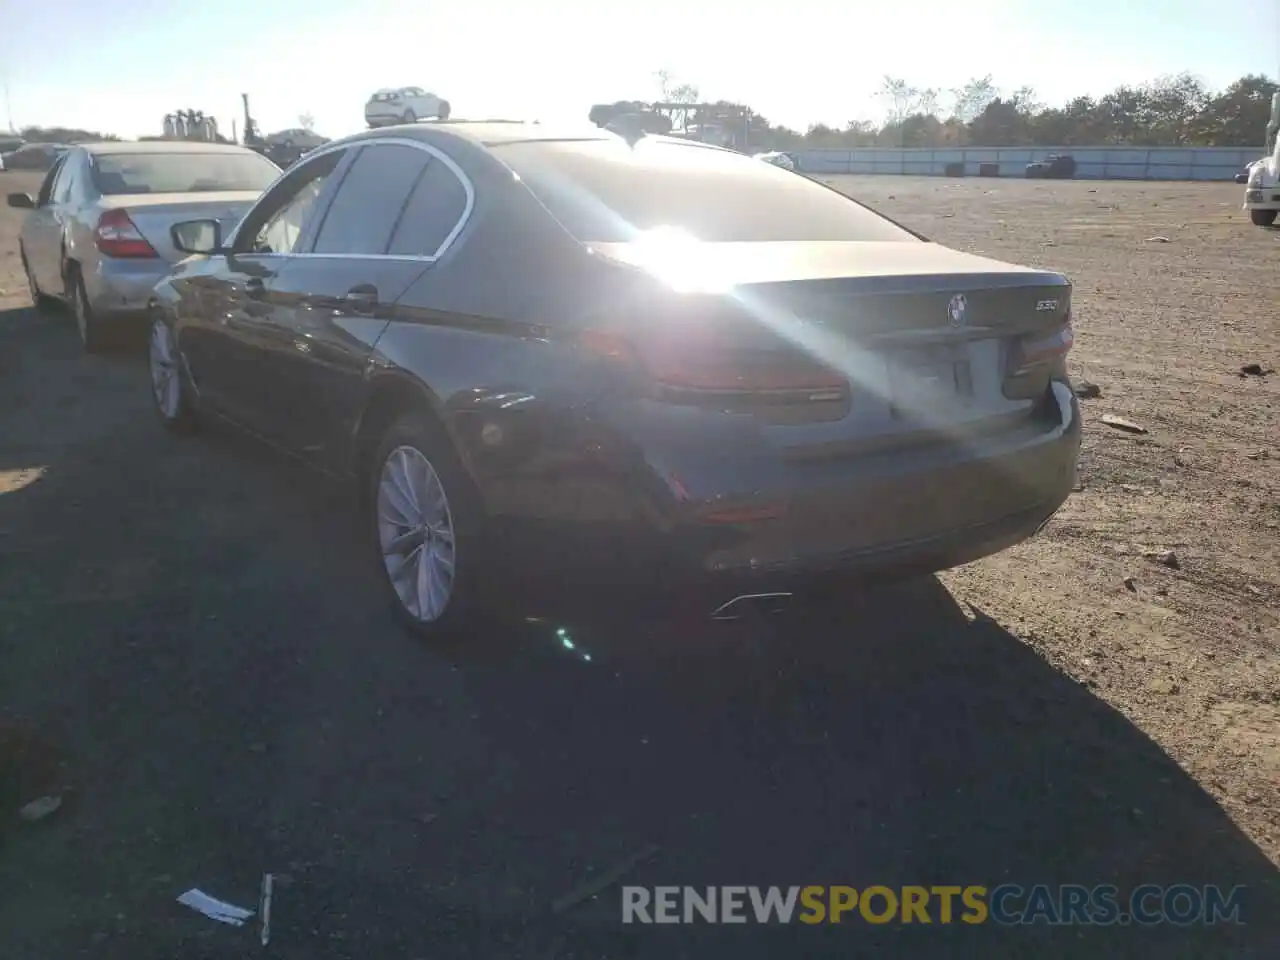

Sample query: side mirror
[7,192,35,210]
[171,218,224,255]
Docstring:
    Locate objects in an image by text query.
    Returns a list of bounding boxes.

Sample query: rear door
[176,148,348,428]
[264,140,473,469]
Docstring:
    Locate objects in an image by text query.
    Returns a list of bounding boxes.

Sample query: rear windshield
[89,151,280,195]
[491,138,918,244]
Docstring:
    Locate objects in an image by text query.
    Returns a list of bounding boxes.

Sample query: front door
[177,148,350,435]
[253,140,467,467]
[24,155,68,292]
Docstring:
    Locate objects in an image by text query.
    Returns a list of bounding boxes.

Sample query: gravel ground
[0,170,1277,958]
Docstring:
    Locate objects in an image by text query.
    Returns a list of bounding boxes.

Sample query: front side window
[491,138,919,244]
[36,157,65,206]
[237,150,344,255]
[90,151,281,196]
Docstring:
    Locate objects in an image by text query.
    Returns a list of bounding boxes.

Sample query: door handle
[339,284,379,315]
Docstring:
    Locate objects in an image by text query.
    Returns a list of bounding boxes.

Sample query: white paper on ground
[177,888,256,926]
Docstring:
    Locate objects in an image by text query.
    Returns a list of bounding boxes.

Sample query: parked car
[8,141,281,351]
[365,87,451,127]
[1243,157,1280,226]
[1,142,70,172]
[753,150,796,171]
[150,123,1081,638]
[264,128,329,150]
[1025,154,1077,179]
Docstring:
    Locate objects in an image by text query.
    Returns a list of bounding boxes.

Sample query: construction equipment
[588,100,754,151]
[241,93,261,147]
[162,109,219,141]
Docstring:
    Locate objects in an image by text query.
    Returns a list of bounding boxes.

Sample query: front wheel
[19,247,52,312]
[402,108,416,124]
[148,316,198,433]
[1250,209,1277,227]
[368,411,490,639]
[436,100,451,120]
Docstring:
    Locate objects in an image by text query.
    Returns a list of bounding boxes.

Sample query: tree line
[13,71,1280,151]
[660,72,1280,151]
[12,126,121,144]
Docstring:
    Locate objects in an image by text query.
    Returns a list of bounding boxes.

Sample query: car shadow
[0,306,1276,959]
[414,580,1277,958]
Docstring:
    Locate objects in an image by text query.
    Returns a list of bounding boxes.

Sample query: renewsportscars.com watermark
[622,885,1247,926]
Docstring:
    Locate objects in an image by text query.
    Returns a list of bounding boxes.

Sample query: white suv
[1244,92,1280,227]
[365,87,452,127]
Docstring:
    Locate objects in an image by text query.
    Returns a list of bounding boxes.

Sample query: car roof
[78,141,261,156]
[332,121,735,152]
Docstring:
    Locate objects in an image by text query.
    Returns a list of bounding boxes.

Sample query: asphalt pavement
[1,304,1276,958]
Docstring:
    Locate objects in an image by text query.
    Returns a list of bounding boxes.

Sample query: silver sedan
[8,140,280,351]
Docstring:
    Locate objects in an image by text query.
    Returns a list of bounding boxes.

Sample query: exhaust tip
[710,592,794,621]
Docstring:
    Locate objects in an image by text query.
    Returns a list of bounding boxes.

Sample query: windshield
[89,151,280,195]
[492,138,917,244]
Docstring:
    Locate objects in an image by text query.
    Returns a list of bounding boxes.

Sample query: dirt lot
[0,169,1277,958]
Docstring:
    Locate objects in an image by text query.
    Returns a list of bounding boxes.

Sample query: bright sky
[1,0,1277,140]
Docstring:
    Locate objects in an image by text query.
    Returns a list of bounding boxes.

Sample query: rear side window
[311,144,429,255]
[386,159,469,257]
[492,138,918,244]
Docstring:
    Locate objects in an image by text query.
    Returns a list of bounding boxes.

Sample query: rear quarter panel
[372,188,628,416]
[364,176,651,491]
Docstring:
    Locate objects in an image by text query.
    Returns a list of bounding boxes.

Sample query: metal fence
[793,146,1258,181]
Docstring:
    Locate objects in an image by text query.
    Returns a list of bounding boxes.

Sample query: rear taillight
[95,209,158,259]
[1008,321,1073,378]
[576,330,848,404]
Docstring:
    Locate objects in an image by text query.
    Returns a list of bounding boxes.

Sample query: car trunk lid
[588,240,1073,456]
[97,191,260,261]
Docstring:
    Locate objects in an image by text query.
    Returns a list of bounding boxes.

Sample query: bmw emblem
[946,293,968,328]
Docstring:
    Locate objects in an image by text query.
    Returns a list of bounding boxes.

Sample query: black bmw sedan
[149,121,1081,637]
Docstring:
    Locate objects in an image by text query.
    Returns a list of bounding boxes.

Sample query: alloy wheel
[149,320,181,419]
[376,445,457,622]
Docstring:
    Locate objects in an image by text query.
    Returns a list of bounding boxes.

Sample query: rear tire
[437,100,451,121]
[402,108,416,124]
[66,264,108,353]
[367,409,492,640]
[1250,209,1277,227]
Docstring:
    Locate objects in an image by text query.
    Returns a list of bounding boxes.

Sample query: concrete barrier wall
[794,146,1258,181]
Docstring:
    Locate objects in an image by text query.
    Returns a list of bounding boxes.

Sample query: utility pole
[2,72,14,133]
